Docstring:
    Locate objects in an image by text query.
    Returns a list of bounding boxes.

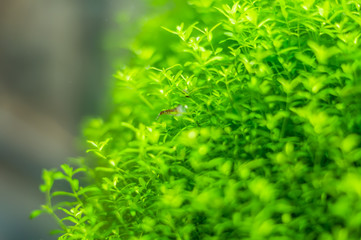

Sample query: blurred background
[0,0,144,239]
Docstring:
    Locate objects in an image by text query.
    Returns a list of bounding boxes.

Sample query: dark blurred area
[0,0,143,239]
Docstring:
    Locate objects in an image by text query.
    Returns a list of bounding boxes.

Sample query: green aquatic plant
[32,0,361,239]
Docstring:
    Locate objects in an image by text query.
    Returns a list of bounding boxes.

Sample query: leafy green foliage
[33,0,361,239]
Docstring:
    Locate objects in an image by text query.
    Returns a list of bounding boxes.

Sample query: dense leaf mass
[34,0,361,239]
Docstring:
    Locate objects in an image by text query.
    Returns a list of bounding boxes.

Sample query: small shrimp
[183,89,190,98]
[156,105,188,120]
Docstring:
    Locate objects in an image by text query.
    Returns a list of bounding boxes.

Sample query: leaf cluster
[33,0,361,239]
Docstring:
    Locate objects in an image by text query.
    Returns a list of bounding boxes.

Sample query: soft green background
[0,1,144,239]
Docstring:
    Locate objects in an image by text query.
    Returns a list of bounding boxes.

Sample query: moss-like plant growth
[32,0,361,239]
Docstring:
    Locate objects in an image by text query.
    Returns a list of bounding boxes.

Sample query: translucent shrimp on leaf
[156,105,188,120]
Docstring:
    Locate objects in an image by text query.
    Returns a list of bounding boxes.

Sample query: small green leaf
[57,207,72,215]
[73,168,86,175]
[341,134,360,153]
[49,229,64,235]
[52,191,75,198]
[39,184,48,193]
[61,164,73,177]
[29,209,43,219]
[77,186,100,195]
[295,52,316,67]
[71,179,79,191]
[61,216,78,224]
